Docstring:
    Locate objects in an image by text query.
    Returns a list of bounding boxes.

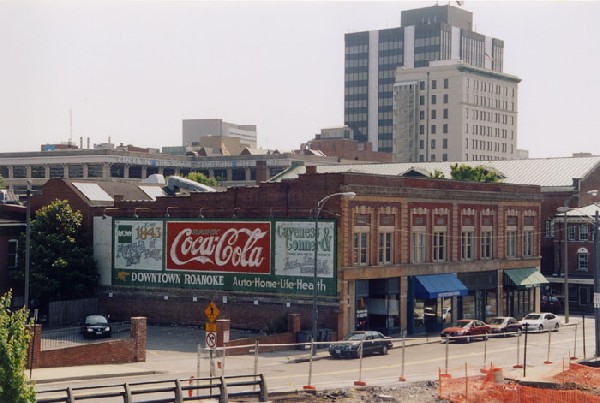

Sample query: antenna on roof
[69,108,73,146]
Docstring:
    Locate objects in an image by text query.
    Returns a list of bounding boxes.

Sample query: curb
[30,370,162,385]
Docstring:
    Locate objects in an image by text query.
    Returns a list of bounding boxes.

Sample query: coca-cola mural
[111,219,337,296]
[166,221,271,273]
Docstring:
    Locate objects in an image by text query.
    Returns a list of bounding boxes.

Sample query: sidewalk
[29,333,440,384]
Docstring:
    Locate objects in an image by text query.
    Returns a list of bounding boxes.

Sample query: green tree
[449,163,501,183]
[0,291,36,402]
[186,172,218,187]
[14,200,99,308]
[430,169,445,179]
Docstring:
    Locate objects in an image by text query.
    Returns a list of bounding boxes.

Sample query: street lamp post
[557,206,570,324]
[594,210,600,357]
[312,191,355,355]
[24,180,31,309]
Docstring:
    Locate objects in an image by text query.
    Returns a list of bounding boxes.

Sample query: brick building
[25,165,543,338]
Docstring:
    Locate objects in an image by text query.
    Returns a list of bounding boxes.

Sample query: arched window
[577,248,589,271]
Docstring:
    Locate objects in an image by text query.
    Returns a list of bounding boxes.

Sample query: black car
[81,314,112,339]
[329,331,392,359]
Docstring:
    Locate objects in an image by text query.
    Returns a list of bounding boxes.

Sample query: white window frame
[433,231,446,261]
[506,230,517,258]
[578,251,589,271]
[378,230,393,265]
[523,230,534,257]
[480,230,493,260]
[353,231,369,266]
[7,239,18,268]
[411,231,427,263]
[579,225,589,241]
[461,230,474,261]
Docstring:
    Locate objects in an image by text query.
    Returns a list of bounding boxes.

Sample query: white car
[520,312,560,332]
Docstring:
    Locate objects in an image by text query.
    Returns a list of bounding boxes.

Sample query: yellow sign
[204,301,220,323]
[205,322,217,332]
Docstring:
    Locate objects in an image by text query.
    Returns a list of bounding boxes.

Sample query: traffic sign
[205,322,217,332]
[205,331,217,349]
[204,301,220,323]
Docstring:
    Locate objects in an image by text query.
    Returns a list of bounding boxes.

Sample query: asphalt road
[33,315,599,401]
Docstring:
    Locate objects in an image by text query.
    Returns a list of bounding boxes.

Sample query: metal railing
[36,374,268,403]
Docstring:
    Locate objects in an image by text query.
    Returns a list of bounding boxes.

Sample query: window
[431,110,437,119]
[443,94,448,103]
[419,81,425,90]
[431,95,437,104]
[480,231,493,259]
[578,250,589,271]
[506,231,517,257]
[431,125,437,134]
[545,220,554,238]
[411,232,427,263]
[378,232,393,264]
[579,225,589,241]
[442,138,448,148]
[443,109,448,119]
[431,139,436,149]
[461,231,474,260]
[433,232,446,261]
[7,239,18,268]
[420,110,425,119]
[431,80,437,89]
[568,225,576,241]
[443,124,448,134]
[443,78,449,89]
[523,231,534,257]
[353,232,369,265]
[420,95,425,105]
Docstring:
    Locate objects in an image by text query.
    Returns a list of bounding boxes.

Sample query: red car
[440,319,490,343]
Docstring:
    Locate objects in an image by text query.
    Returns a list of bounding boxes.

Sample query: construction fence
[438,362,600,403]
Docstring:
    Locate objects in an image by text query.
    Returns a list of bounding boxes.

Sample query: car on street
[81,314,112,339]
[329,331,392,358]
[487,316,522,337]
[540,296,562,314]
[440,319,490,343]
[519,312,560,333]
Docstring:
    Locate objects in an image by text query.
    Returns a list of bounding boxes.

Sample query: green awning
[504,268,548,290]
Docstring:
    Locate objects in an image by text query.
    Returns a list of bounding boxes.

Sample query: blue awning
[414,274,468,299]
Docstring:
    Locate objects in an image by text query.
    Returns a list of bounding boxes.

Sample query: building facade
[182,119,258,149]
[392,61,520,162]
[24,168,544,338]
[344,4,515,160]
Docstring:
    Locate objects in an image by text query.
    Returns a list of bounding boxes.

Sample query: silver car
[520,312,560,332]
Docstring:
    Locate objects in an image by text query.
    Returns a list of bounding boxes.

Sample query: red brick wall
[28,317,147,368]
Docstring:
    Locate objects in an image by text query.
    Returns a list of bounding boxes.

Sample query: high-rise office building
[344,4,519,161]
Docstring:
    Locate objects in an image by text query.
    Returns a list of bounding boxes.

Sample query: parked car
[81,314,112,339]
[520,312,560,333]
[329,331,392,358]
[487,316,522,337]
[540,296,562,314]
[440,319,490,343]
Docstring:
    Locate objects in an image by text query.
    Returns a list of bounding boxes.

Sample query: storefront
[354,278,400,335]
[409,274,468,334]
[503,268,548,319]
[457,270,498,322]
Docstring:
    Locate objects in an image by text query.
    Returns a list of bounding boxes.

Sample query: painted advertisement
[113,220,163,270]
[111,219,337,296]
[165,221,271,273]
[274,220,335,279]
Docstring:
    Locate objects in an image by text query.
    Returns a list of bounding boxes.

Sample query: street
[34,315,597,400]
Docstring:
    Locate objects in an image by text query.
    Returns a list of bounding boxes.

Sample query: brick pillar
[130,317,147,362]
[26,324,42,369]
[287,313,300,334]
[216,319,230,348]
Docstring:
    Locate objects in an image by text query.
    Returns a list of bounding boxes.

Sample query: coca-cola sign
[166,221,271,273]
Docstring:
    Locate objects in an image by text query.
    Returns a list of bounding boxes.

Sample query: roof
[268,156,600,190]
[66,180,167,206]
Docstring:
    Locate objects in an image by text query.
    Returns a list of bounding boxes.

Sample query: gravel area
[267,381,450,402]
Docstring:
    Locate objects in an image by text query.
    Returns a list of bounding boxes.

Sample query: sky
[1,0,599,158]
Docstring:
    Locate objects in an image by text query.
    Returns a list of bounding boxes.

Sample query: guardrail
[35,374,268,403]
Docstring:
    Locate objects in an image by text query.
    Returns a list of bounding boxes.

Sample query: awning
[414,274,468,299]
[504,268,549,290]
